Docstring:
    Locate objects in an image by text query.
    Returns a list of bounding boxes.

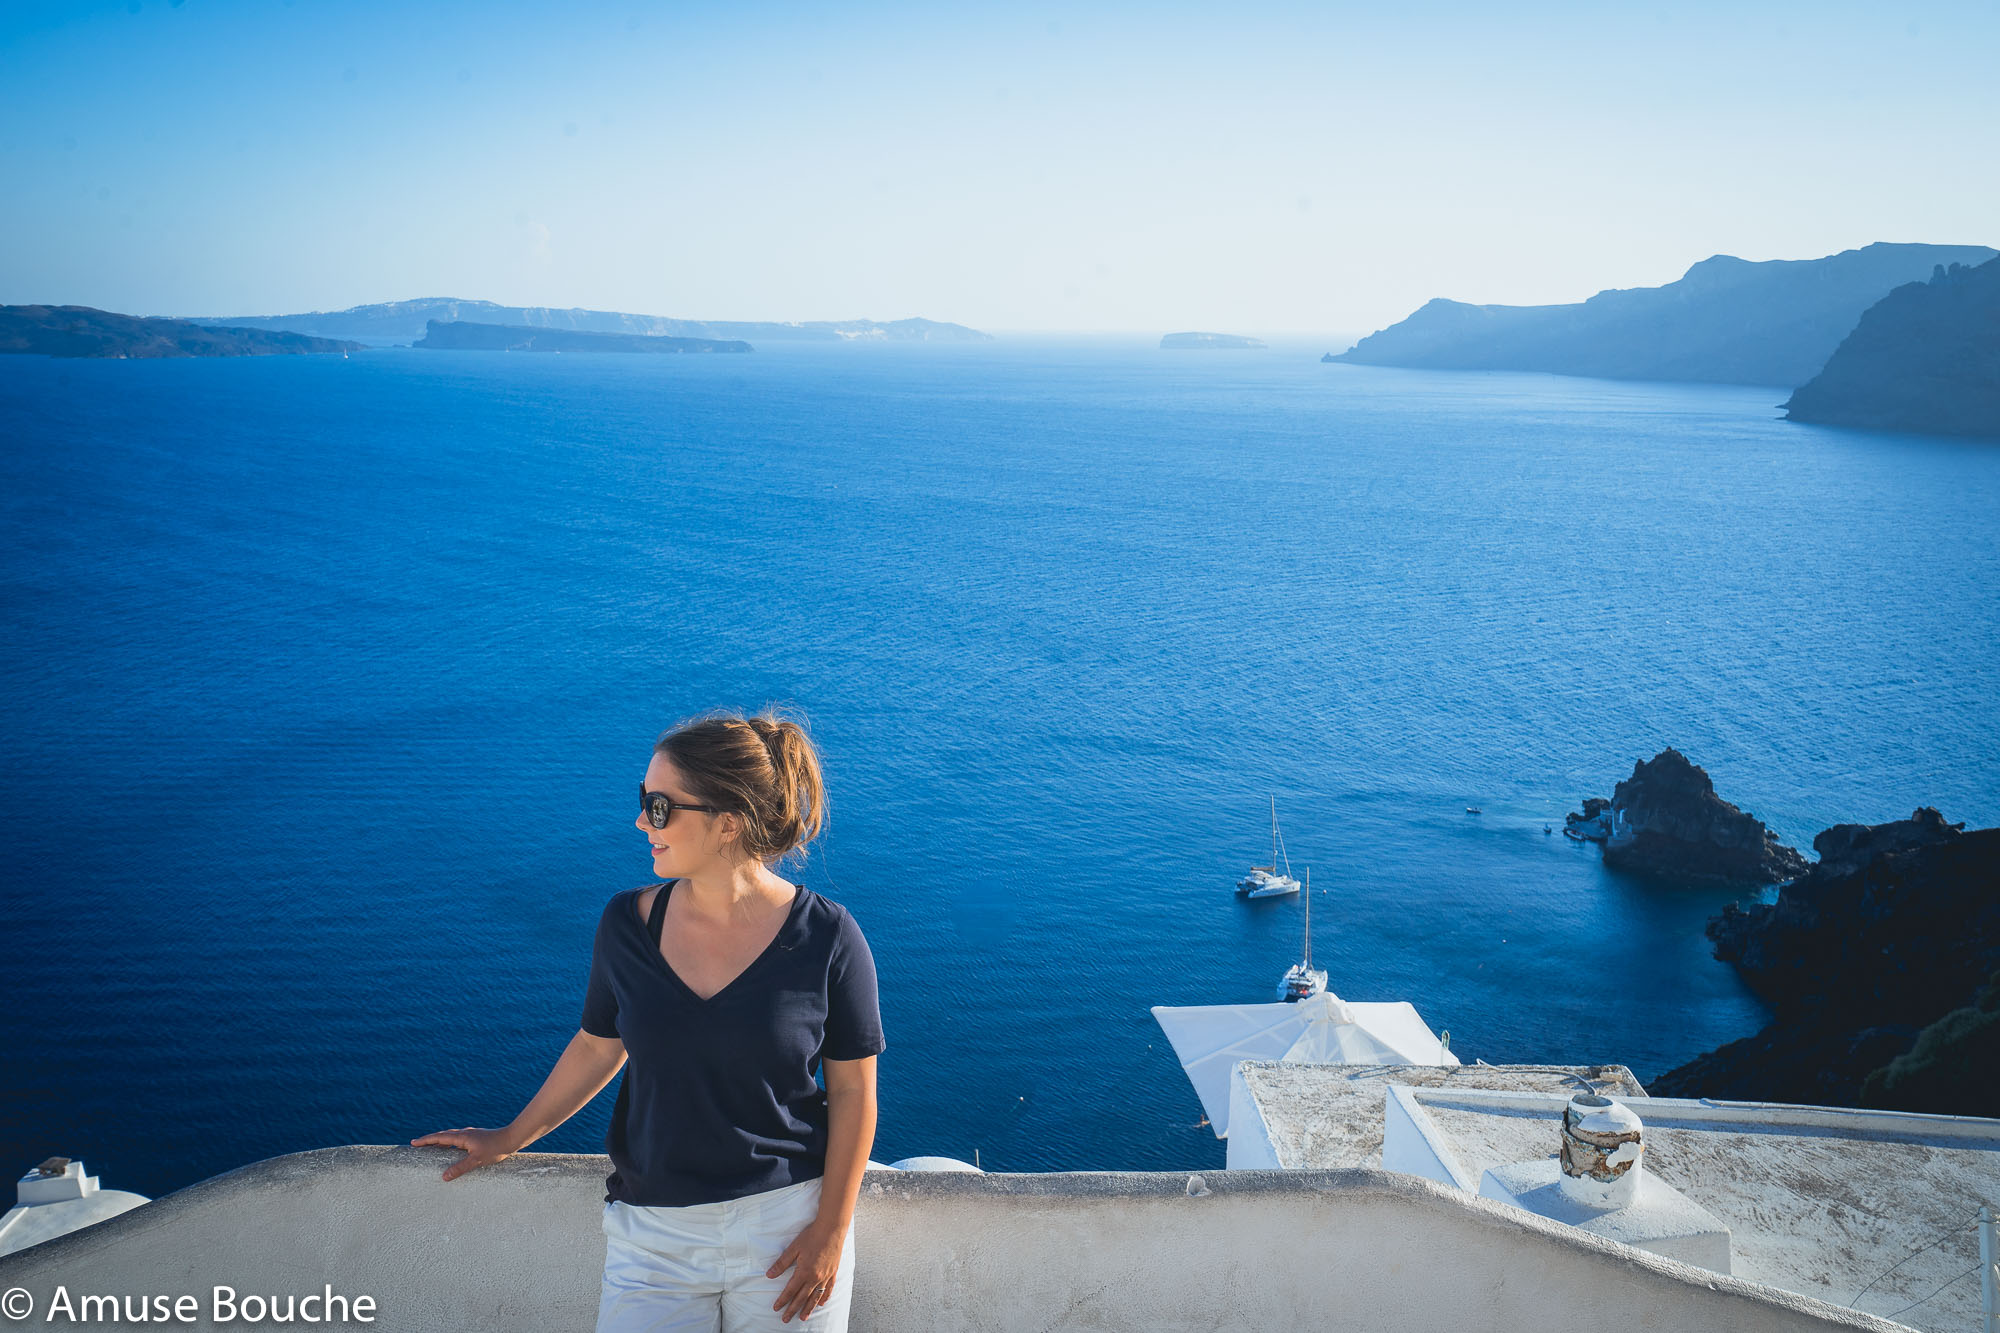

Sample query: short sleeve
[579,893,624,1039]
[822,907,886,1061]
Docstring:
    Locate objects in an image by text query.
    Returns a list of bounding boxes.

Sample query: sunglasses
[640,783,723,830]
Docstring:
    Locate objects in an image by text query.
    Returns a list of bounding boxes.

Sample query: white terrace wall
[0,1147,1908,1333]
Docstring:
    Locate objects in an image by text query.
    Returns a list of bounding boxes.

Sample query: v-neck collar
[638,879,808,1006]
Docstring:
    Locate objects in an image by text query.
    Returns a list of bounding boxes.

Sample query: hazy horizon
[4,0,1997,334]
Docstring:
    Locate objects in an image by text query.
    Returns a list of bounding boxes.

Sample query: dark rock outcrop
[1331,242,1997,387]
[1651,812,2000,1116]
[1705,808,1981,1013]
[411,321,750,353]
[1564,797,1612,831]
[1564,749,1807,885]
[1798,804,1970,881]
[1782,254,2000,438]
[0,305,363,359]
[1861,972,2000,1111]
[1644,1019,1926,1108]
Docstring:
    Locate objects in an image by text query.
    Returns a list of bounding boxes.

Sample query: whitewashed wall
[0,1147,1908,1333]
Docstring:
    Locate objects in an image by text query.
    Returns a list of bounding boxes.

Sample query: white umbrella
[1151,989,1457,1137]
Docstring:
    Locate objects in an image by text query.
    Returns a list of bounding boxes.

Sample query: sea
[3,337,1996,1202]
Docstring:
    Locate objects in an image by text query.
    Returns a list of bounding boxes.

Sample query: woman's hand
[408,1126,521,1182]
[766,1216,846,1323]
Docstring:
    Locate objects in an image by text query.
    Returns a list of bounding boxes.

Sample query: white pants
[597,1177,856,1333]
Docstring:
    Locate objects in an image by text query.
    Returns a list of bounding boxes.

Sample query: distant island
[0,305,363,359]
[412,320,751,354]
[1161,332,1266,349]
[191,298,991,348]
[1782,255,2000,438]
[1330,242,1997,387]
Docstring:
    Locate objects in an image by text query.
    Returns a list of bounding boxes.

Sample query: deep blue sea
[3,338,1997,1201]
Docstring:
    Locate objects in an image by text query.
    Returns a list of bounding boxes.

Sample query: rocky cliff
[1651,809,2000,1115]
[0,305,363,358]
[1332,242,1997,387]
[1565,748,1807,885]
[1781,254,2000,438]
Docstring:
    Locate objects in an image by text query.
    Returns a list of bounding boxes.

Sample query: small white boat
[1236,796,1300,898]
[1238,867,1299,898]
[1277,867,1327,1002]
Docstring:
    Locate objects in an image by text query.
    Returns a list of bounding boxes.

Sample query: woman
[413,711,885,1331]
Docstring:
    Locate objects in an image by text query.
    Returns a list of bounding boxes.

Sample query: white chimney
[17,1157,99,1205]
[2,1158,151,1259]
[1558,1093,1645,1209]
[1477,1095,1732,1273]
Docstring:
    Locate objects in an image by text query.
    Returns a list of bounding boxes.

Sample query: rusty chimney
[1557,1093,1644,1208]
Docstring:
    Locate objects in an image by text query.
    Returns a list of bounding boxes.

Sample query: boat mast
[1302,867,1312,970]
[1273,798,1292,878]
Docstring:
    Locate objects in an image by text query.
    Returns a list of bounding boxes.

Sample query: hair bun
[655,708,826,864]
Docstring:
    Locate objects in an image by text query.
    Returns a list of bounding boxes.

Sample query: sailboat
[1236,796,1301,898]
[1278,867,1329,1001]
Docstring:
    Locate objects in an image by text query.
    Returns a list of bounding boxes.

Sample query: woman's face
[636,753,729,879]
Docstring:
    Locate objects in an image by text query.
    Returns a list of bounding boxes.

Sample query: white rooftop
[1225,1060,1646,1171]
[1385,1084,2000,1333]
[1150,989,1458,1138]
[0,1159,148,1260]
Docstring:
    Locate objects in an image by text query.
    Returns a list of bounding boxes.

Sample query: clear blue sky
[3,0,1995,334]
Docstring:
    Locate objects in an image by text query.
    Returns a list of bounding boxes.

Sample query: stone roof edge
[1400,1086,2000,1142]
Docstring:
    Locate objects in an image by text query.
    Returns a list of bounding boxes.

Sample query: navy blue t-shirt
[579,879,886,1207]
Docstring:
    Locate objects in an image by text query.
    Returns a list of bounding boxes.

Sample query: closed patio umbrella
[1151,989,1457,1138]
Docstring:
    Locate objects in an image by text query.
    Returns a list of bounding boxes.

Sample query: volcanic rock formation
[1651,809,2000,1116]
[1565,749,1808,885]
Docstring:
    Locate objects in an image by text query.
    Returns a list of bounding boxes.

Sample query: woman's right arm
[410,1028,627,1182]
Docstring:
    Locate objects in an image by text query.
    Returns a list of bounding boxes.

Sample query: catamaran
[1236,796,1300,898]
[1277,867,1328,1001]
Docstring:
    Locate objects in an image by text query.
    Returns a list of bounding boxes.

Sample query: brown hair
[654,707,828,863]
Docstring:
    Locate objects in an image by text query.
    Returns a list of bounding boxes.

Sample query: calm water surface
[3,338,1996,1199]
